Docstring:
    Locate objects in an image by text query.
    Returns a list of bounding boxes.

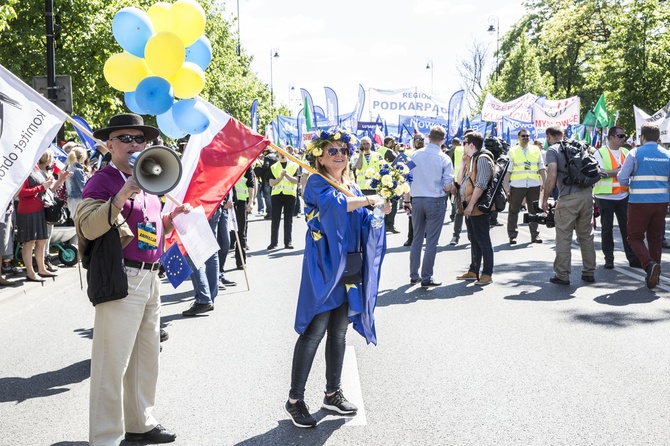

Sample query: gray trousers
[409,197,447,282]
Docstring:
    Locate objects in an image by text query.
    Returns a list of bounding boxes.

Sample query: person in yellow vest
[449,137,465,245]
[503,129,547,245]
[377,136,397,163]
[268,145,301,250]
[594,126,640,269]
[354,137,383,196]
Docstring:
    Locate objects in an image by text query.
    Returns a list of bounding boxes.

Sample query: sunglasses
[110,134,146,144]
[520,135,530,138]
[613,134,626,139]
[414,138,424,142]
[327,147,349,156]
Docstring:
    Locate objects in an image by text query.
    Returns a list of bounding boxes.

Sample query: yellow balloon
[103,52,149,92]
[169,0,206,46]
[147,2,172,33]
[168,62,205,98]
[144,32,185,78]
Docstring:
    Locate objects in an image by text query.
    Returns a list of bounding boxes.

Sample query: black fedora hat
[93,113,160,141]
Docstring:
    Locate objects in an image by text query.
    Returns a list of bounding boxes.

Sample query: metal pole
[496,26,500,80]
[236,0,241,56]
[270,50,274,107]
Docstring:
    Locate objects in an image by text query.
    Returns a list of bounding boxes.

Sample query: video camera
[484,136,509,160]
[523,200,555,228]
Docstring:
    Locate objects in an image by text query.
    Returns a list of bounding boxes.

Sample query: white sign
[0,64,67,213]
[481,92,538,122]
[533,99,581,135]
[634,105,670,144]
[368,87,450,124]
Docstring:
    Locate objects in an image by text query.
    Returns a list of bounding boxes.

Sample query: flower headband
[304,128,356,159]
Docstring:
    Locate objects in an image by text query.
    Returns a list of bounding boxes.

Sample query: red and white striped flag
[165,97,270,244]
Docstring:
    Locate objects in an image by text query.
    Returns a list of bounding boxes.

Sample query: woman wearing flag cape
[284,128,390,428]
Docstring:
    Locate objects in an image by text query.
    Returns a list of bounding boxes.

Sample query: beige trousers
[553,187,597,280]
[89,267,161,446]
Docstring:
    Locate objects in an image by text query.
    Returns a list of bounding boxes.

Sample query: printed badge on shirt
[137,221,158,251]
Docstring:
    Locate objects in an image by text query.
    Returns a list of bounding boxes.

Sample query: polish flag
[165,97,270,244]
[374,124,384,146]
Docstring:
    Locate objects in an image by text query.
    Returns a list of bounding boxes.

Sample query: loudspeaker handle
[164,193,182,207]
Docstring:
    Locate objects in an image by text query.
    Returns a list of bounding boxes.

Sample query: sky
[216,0,527,119]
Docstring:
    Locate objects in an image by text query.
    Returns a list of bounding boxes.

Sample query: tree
[486,33,553,102]
[590,0,670,131]
[456,40,490,114]
[0,0,279,138]
[0,0,17,32]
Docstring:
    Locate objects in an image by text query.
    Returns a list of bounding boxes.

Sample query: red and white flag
[373,124,384,146]
[0,64,67,213]
[165,97,270,243]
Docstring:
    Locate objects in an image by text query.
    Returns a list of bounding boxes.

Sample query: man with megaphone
[75,113,191,445]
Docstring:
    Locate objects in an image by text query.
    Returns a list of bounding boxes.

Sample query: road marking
[319,345,367,426]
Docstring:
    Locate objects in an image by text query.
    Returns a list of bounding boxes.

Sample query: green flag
[303,96,313,131]
[582,110,596,127]
[594,93,609,128]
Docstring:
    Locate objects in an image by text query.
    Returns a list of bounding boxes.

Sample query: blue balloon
[112,7,154,58]
[134,76,174,116]
[124,91,144,115]
[157,107,187,139]
[185,36,213,71]
[172,99,210,135]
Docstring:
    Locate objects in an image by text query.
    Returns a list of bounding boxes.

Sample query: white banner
[634,105,670,144]
[532,99,581,136]
[481,92,538,122]
[368,87,450,124]
[0,64,67,213]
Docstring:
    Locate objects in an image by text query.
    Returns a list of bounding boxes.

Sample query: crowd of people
[2,114,669,443]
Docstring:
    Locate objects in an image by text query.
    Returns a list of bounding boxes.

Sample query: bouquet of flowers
[365,162,411,201]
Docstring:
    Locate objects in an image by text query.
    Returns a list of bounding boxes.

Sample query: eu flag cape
[294,175,386,345]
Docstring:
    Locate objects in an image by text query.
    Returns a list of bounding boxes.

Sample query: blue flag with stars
[160,243,193,288]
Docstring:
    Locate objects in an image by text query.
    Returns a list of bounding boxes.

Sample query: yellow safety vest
[235,177,249,200]
[509,145,541,182]
[271,161,299,196]
[453,146,464,178]
[356,151,384,190]
[594,147,629,195]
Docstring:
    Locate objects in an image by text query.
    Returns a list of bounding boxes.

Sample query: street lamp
[487,16,500,80]
[289,84,295,115]
[425,59,433,95]
[270,49,279,107]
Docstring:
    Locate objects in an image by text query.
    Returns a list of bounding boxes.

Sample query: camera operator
[504,129,546,244]
[542,126,596,285]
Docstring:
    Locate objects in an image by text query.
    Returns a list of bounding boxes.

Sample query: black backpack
[469,149,510,214]
[555,139,602,187]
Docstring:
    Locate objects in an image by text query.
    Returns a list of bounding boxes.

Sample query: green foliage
[0,0,279,138]
[487,33,553,102]
[475,0,670,131]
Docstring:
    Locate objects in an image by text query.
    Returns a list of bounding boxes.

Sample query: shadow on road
[593,288,660,306]
[376,282,482,307]
[564,309,670,328]
[51,442,88,446]
[234,416,346,446]
[0,359,90,403]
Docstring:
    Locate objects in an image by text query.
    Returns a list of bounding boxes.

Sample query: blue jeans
[289,302,349,400]
[188,207,221,304]
[465,213,494,276]
[217,208,230,275]
[595,197,636,263]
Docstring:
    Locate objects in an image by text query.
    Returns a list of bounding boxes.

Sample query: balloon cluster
[103,1,212,138]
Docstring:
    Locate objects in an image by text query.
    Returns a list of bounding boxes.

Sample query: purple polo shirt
[82,165,164,263]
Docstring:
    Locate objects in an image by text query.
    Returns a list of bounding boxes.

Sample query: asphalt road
[1,206,670,446]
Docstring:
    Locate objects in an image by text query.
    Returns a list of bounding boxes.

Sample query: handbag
[338,252,363,285]
[42,189,67,224]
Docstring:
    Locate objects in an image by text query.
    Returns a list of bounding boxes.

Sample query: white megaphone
[128,145,183,195]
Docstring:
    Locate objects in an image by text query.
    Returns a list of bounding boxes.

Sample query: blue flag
[160,243,193,288]
[71,115,97,152]
[250,99,259,132]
